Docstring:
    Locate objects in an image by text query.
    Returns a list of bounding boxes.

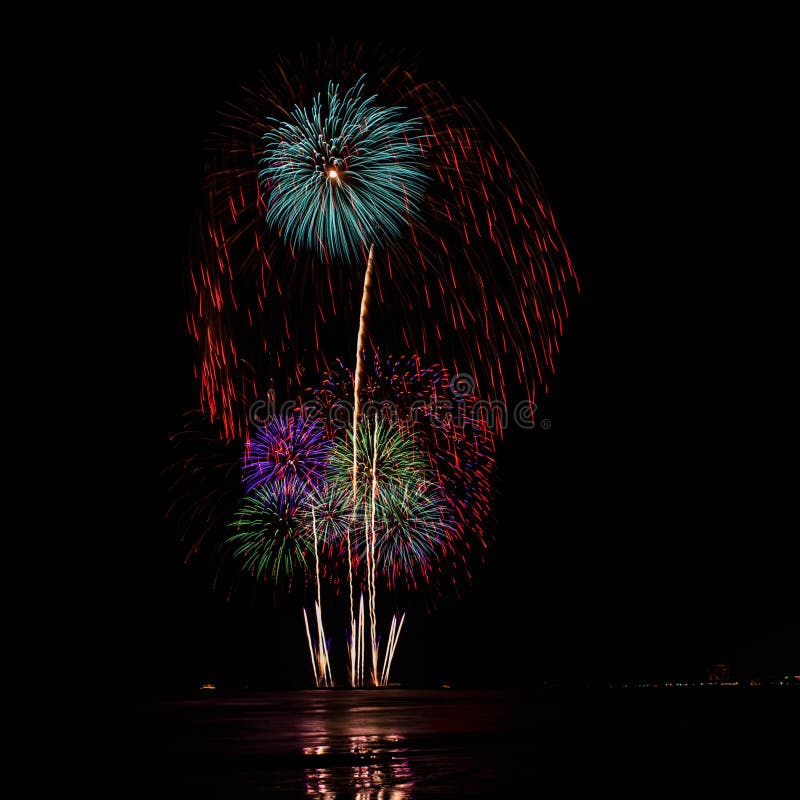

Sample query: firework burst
[190,44,576,440]
[322,415,456,590]
[328,417,427,496]
[303,480,355,556]
[261,75,428,264]
[227,481,310,584]
[242,413,331,494]
[313,353,497,583]
[371,479,455,589]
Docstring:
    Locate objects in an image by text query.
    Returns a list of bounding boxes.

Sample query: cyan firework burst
[371,479,455,590]
[260,75,428,264]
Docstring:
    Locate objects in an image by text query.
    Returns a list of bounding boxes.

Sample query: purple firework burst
[242,414,332,494]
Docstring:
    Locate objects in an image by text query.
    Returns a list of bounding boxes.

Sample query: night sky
[101,11,796,694]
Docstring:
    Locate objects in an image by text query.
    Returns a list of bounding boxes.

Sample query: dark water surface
[134,689,795,797]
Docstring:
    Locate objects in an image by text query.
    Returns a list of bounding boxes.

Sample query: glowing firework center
[260,76,428,264]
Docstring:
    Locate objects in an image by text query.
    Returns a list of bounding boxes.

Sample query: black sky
[99,10,796,693]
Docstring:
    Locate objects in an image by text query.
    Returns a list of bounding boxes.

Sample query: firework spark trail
[310,509,323,686]
[352,245,375,450]
[348,611,358,687]
[369,414,380,685]
[379,616,396,687]
[358,594,366,686]
[379,613,405,686]
[310,509,332,686]
[388,613,405,684]
[312,509,322,628]
[303,608,319,687]
[304,511,332,688]
[349,243,374,685]
[314,601,333,686]
[348,594,366,686]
